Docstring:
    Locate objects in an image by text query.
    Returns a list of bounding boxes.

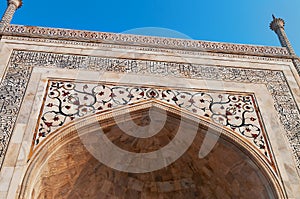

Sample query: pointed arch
[20,100,286,198]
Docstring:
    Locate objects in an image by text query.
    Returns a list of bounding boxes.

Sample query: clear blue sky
[1,0,299,55]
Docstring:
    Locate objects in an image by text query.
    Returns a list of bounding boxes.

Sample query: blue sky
[1,0,299,55]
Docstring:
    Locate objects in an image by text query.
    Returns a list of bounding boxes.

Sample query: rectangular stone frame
[0,34,299,198]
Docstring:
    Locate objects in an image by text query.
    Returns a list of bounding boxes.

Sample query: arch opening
[20,101,284,199]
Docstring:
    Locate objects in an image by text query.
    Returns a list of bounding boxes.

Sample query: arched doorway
[20,101,285,198]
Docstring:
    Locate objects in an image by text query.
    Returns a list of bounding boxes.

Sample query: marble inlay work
[0,50,299,172]
[33,80,272,165]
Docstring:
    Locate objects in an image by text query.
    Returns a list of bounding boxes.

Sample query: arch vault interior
[25,106,278,199]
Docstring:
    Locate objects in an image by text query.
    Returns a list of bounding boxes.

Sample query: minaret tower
[270,15,300,75]
[0,0,22,31]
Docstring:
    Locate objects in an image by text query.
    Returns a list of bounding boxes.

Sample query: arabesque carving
[0,50,299,171]
[33,80,272,165]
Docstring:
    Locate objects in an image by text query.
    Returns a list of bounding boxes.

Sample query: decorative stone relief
[33,80,272,165]
[2,36,291,63]
[0,50,299,171]
[2,25,289,57]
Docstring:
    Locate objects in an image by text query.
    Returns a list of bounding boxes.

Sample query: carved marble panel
[32,80,272,167]
[0,50,299,172]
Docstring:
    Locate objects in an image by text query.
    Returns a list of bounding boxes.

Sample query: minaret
[0,0,22,32]
[270,15,300,75]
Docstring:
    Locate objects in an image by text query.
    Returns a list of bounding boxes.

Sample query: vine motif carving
[34,81,271,163]
[2,25,289,57]
[0,50,299,171]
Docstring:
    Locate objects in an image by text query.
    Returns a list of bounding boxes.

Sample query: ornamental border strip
[0,50,299,172]
[1,25,290,58]
[2,36,292,64]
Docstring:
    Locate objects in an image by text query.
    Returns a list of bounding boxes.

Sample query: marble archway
[19,101,285,199]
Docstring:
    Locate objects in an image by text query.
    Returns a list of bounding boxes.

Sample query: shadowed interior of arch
[25,103,279,199]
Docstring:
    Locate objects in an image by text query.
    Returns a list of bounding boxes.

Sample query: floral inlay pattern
[34,80,272,164]
[2,50,299,171]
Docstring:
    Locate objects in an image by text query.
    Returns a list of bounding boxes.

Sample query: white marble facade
[0,25,299,198]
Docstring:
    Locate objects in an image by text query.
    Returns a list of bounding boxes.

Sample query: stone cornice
[0,24,290,58]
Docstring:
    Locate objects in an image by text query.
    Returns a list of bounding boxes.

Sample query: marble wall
[0,33,299,198]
